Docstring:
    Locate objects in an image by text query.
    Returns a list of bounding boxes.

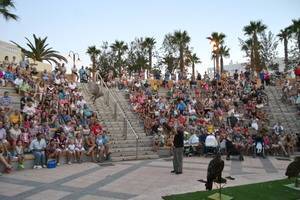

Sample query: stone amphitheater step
[265,86,300,134]
[79,83,158,161]
[111,154,159,162]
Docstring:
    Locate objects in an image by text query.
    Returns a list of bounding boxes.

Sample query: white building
[0,40,52,72]
[0,40,22,63]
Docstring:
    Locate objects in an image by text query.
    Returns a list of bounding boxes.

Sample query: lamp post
[68,51,80,68]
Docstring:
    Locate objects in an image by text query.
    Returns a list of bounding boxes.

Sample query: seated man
[205,133,218,155]
[29,132,47,169]
[0,91,12,109]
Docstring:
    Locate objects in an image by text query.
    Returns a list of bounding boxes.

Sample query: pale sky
[1,0,299,74]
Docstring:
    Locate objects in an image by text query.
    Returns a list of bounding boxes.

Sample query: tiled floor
[0,156,291,200]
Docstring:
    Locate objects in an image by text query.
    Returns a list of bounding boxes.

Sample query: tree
[187,53,201,81]
[127,38,148,75]
[239,38,254,69]
[110,40,128,77]
[219,45,230,73]
[0,0,18,21]
[164,30,190,73]
[86,45,100,81]
[11,34,67,65]
[161,53,178,74]
[207,32,226,74]
[277,28,292,71]
[260,31,278,70]
[288,18,300,53]
[243,20,267,72]
[142,37,156,76]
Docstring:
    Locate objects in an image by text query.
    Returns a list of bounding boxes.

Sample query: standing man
[171,125,184,174]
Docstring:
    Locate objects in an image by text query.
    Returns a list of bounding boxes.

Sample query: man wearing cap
[171,125,184,175]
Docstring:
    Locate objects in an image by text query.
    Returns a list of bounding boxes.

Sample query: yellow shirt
[207,124,214,134]
[9,113,22,124]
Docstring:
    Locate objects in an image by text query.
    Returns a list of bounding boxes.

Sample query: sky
[0,0,299,74]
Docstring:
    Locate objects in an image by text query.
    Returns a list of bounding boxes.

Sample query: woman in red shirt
[90,121,103,136]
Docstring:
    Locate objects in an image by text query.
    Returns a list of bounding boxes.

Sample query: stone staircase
[265,86,300,135]
[79,83,158,162]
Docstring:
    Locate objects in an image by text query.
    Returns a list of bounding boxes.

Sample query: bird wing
[207,158,217,180]
[285,161,300,178]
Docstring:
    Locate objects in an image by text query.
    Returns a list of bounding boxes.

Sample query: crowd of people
[0,57,110,174]
[0,54,299,175]
[125,68,299,161]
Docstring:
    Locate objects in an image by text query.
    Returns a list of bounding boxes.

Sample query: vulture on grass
[206,153,226,190]
[285,156,300,187]
[88,82,104,103]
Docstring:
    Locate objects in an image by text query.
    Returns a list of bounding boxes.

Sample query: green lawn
[163,179,300,200]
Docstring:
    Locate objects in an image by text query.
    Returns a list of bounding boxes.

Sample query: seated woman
[226,136,244,161]
[85,134,96,162]
[0,141,12,173]
[46,139,61,165]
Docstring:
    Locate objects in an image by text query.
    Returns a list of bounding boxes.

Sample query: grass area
[163,179,300,200]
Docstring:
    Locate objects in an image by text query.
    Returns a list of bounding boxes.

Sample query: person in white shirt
[76,96,87,108]
[251,119,259,131]
[68,81,77,90]
[205,134,218,147]
[29,133,47,169]
[23,102,36,117]
[188,133,199,145]
[205,133,218,155]
[14,76,23,87]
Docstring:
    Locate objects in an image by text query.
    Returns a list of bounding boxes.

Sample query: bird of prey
[88,82,104,103]
[206,153,226,190]
[285,156,300,187]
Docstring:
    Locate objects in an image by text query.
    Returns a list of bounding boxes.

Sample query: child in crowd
[15,140,25,169]
[75,133,84,163]
[85,134,96,162]
[66,139,76,164]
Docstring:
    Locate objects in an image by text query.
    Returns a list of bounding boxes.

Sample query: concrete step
[111,150,155,157]
[111,154,159,162]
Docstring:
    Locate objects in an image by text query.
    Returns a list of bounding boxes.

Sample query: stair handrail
[94,72,139,143]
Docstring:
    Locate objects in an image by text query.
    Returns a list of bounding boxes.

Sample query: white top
[67,144,76,151]
[188,134,199,145]
[205,135,218,147]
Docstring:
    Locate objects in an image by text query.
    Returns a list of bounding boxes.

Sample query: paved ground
[0,156,291,200]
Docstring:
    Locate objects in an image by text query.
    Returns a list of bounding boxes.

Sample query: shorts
[75,147,85,152]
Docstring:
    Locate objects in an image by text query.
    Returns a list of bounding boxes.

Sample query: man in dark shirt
[171,126,184,174]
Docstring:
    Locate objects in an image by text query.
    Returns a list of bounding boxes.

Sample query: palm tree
[277,28,291,71]
[87,45,100,81]
[11,34,67,65]
[243,21,267,72]
[0,0,18,21]
[188,53,201,81]
[219,45,230,73]
[288,18,300,53]
[207,32,226,74]
[170,30,191,73]
[110,40,128,77]
[240,38,254,69]
[142,37,156,76]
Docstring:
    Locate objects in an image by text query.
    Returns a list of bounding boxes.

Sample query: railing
[93,72,139,159]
